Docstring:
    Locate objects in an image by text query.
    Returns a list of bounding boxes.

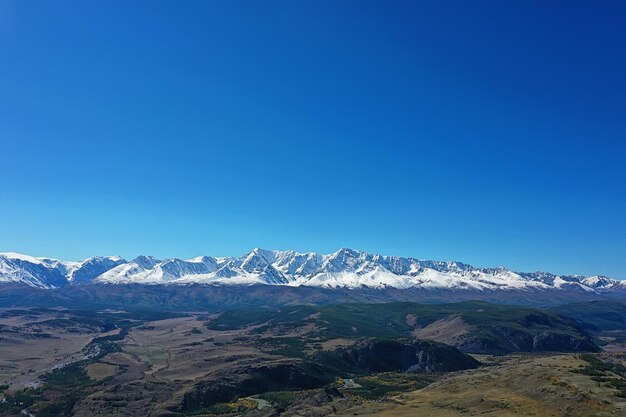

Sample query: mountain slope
[0,252,126,288]
[207,301,600,354]
[0,252,76,288]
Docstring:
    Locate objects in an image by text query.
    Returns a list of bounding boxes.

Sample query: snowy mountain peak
[133,256,160,269]
[0,249,623,296]
[67,256,127,284]
[0,252,48,264]
[581,275,618,289]
[241,248,276,270]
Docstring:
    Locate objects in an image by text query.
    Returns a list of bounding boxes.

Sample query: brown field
[73,315,284,416]
[0,309,110,392]
[411,314,473,344]
[85,363,118,381]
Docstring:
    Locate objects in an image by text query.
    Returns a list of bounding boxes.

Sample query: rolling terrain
[207,301,599,354]
[332,353,626,417]
[1,299,623,416]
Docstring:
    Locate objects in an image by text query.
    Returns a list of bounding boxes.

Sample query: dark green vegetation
[550,300,626,332]
[258,336,309,358]
[0,389,39,416]
[42,363,92,390]
[34,364,93,417]
[341,372,437,401]
[184,374,441,415]
[207,301,599,354]
[575,354,626,398]
[0,367,91,417]
[256,390,302,411]
[189,372,440,414]
[0,307,184,334]
[180,361,336,413]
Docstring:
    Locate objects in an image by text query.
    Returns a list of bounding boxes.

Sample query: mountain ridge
[1,249,624,298]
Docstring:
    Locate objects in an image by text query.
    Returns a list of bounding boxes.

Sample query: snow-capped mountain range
[0,249,624,296]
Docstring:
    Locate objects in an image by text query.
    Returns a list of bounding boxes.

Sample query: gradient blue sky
[1,1,625,278]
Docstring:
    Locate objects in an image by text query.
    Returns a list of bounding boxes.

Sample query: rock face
[531,332,599,352]
[453,326,600,354]
[317,338,480,373]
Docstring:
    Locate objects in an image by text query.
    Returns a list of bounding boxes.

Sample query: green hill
[208,301,599,354]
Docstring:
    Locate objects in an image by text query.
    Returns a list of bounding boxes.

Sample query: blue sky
[0,1,625,278]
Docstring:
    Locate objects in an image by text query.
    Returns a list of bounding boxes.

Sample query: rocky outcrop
[316,338,480,374]
[453,326,599,354]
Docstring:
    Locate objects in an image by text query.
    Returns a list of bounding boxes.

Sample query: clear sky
[0,1,625,278]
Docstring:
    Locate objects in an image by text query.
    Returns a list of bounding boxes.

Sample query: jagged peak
[247,247,278,259]
[132,255,161,269]
[332,247,364,257]
[81,255,125,263]
[0,249,622,292]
